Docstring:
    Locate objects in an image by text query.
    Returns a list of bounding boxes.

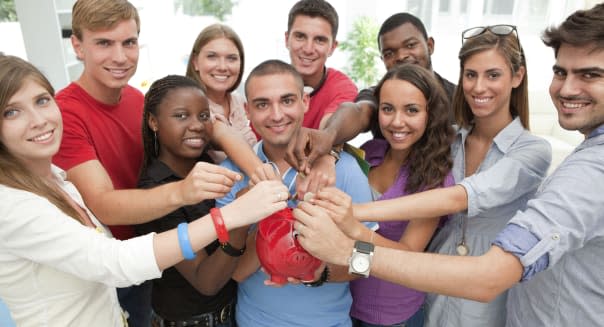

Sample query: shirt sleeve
[493,145,604,281]
[354,86,377,105]
[336,152,378,230]
[216,159,248,208]
[460,137,551,217]
[323,75,358,115]
[0,189,161,288]
[52,101,98,170]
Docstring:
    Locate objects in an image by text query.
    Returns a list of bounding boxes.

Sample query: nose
[472,76,487,93]
[188,118,205,131]
[269,104,285,121]
[392,110,407,127]
[217,57,227,70]
[302,39,313,53]
[112,45,127,63]
[29,108,48,129]
[394,49,412,65]
[556,75,580,98]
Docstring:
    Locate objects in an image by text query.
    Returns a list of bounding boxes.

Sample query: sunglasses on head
[461,24,519,45]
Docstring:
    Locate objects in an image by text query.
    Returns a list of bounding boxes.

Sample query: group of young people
[0,0,603,327]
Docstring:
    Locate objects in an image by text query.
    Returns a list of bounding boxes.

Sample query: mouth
[389,131,411,141]
[211,74,230,82]
[183,137,207,148]
[267,122,291,133]
[28,130,54,143]
[105,68,131,79]
[559,99,591,113]
[297,56,316,66]
[472,96,492,104]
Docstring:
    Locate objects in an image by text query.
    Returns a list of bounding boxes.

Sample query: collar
[254,141,299,199]
[307,67,328,97]
[146,158,180,183]
[457,116,524,154]
[588,124,604,139]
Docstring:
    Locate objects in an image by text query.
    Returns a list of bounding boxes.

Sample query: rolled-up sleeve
[460,137,551,217]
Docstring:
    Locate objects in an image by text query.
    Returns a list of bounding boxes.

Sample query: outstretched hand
[178,161,241,205]
[293,201,353,266]
[308,187,363,239]
[249,163,280,186]
[226,180,289,228]
[285,127,336,174]
[294,154,335,200]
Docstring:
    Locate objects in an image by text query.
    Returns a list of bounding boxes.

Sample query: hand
[178,162,241,205]
[223,180,288,228]
[249,163,280,186]
[293,201,354,266]
[285,127,336,174]
[309,188,363,239]
[295,155,336,199]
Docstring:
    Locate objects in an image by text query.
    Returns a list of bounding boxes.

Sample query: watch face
[351,255,370,273]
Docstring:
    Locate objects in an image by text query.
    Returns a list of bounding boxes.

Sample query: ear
[427,36,435,56]
[147,114,159,132]
[512,66,526,88]
[71,35,84,61]
[301,92,310,114]
[284,31,290,49]
[327,39,338,57]
[192,54,199,72]
[244,101,251,120]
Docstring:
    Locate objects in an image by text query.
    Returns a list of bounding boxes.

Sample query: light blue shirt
[217,141,375,327]
[0,299,15,327]
[425,117,552,327]
[496,127,604,326]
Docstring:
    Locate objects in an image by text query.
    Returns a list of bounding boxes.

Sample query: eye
[124,39,138,47]
[282,97,295,105]
[552,67,566,79]
[406,42,418,49]
[97,40,110,47]
[379,104,394,113]
[487,72,501,79]
[583,71,601,80]
[255,101,268,110]
[382,50,394,59]
[173,112,188,120]
[407,106,420,114]
[199,111,211,121]
[2,108,18,118]
[294,33,306,41]
[36,96,51,106]
[227,55,239,62]
[464,71,477,79]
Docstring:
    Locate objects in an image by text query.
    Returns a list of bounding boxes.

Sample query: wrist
[210,208,230,243]
[303,265,330,287]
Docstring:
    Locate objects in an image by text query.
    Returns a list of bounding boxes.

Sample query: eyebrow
[553,64,604,75]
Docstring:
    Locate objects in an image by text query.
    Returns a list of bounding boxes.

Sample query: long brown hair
[0,55,82,222]
[373,64,454,193]
[185,24,245,94]
[453,29,529,129]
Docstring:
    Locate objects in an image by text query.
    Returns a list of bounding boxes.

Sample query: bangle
[177,222,196,260]
[303,265,330,287]
[220,242,246,257]
[210,208,230,243]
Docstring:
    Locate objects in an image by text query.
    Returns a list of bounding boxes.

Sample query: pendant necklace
[456,216,469,256]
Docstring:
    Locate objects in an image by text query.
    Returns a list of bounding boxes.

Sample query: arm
[175,226,248,295]
[212,120,264,179]
[285,102,374,172]
[66,160,240,225]
[232,231,261,282]
[353,185,468,222]
[293,201,522,302]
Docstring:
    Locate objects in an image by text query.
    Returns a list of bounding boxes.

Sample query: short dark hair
[542,3,604,56]
[378,12,428,50]
[244,60,304,98]
[287,0,339,39]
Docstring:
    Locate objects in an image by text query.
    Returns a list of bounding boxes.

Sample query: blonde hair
[71,0,140,40]
[0,55,83,223]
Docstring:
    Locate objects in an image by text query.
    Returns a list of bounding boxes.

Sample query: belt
[151,302,234,327]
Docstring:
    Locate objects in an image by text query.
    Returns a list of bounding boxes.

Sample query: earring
[153,130,159,156]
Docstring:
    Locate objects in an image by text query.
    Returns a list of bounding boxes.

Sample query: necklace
[456,215,469,256]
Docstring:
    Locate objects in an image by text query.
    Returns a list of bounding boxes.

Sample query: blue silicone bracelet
[177,222,196,260]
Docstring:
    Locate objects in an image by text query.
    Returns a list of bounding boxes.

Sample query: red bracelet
[210,208,230,244]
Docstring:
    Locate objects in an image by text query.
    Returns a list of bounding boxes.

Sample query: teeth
[474,97,490,103]
[212,75,229,81]
[30,131,52,142]
[562,102,586,109]
[184,138,204,147]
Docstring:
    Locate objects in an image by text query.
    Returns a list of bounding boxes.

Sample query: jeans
[151,310,236,327]
[352,307,425,327]
[118,280,153,327]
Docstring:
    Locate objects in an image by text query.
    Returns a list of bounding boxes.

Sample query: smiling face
[193,37,242,99]
[245,73,308,149]
[72,19,139,103]
[285,15,337,87]
[378,79,428,158]
[550,44,604,136]
[148,87,212,173]
[462,48,524,123]
[379,23,433,71]
[0,78,62,171]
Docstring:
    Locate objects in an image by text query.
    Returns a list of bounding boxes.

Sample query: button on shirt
[494,126,604,327]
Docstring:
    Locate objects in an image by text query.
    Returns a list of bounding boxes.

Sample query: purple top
[350,139,455,325]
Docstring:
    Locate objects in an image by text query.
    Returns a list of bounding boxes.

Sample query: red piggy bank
[256,208,322,285]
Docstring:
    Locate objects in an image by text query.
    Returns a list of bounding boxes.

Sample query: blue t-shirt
[217,142,375,327]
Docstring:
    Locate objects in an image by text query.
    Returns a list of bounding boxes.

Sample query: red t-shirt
[303,67,357,129]
[53,83,144,240]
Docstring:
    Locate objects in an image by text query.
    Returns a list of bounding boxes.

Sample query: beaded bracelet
[177,222,196,260]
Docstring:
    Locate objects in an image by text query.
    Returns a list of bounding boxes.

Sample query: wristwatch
[348,240,374,278]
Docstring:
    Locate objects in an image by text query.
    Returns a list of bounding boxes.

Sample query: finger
[195,162,242,182]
